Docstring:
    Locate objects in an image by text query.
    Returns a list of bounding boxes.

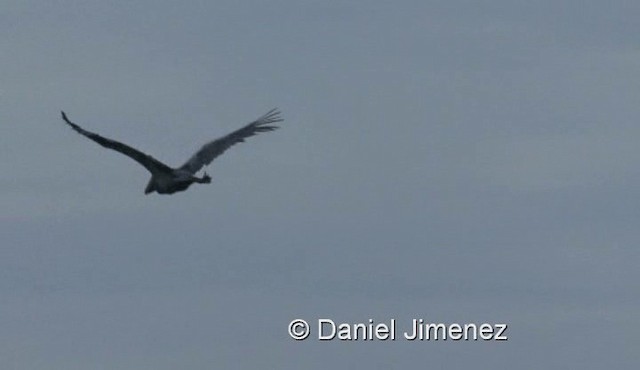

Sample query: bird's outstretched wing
[60,111,173,175]
[180,108,282,174]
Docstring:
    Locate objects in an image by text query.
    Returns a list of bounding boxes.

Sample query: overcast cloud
[1,1,639,368]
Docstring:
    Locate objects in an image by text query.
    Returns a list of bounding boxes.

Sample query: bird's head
[202,172,212,183]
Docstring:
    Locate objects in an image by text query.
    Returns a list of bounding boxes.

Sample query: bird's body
[144,168,211,195]
[60,109,282,195]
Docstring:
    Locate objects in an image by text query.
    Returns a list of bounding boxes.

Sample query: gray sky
[2,0,639,368]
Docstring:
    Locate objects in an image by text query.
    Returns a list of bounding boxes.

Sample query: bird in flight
[60,109,282,195]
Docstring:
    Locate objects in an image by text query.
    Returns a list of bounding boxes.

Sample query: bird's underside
[60,109,282,195]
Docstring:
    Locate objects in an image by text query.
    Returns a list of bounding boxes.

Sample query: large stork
[60,109,282,195]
